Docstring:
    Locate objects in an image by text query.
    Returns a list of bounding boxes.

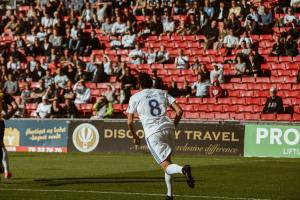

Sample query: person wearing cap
[262,87,284,114]
[36,95,52,118]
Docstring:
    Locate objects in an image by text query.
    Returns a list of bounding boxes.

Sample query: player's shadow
[34,176,188,187]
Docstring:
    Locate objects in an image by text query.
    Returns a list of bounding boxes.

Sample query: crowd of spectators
[0,0,299,118]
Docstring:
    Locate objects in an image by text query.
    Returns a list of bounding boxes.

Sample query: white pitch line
[0,188,270,200]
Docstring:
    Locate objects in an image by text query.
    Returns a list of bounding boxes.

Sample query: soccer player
[0,81,18,179]
[127,73,194,200]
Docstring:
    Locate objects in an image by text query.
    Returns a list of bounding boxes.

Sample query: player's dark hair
[139,72,153,89]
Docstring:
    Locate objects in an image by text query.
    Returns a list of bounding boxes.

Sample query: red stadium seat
[223,105,238,112]
[199,112,215,119]
[293,114,300,121]
[244,113,260,121]
[184,112,199,119]
[188,98,202,104]
[261,114,276,121]
[276,114,292,121]
[214,113,230,120]
[217,98,232,105]
[231,98,246,105]
[193,104,209,112]
[230,113,245,120]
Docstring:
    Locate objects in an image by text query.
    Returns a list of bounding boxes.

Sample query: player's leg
[0,120,11,179]
[0,121,4,177]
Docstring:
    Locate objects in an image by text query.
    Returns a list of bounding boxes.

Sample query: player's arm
[170,101,183,128]
[127,113,140,145]
[2,100,18,120]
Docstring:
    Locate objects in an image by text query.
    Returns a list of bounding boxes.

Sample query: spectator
[41,69,54,88]
[111,16,126,36]
[32,61,46,82]
[36,96,52,118]
[174,49,189,69]
[163,15,175,35]
[50,98,64,118]
[203,20,219,49]
[249,50,264,77]
[81,3,94,22]
[85,30,102,55]
[245,16,260,34]
[210,63,224,84]
[285,34,299,56]
[54,68,69,89]
[192,74,210,97]
[119,83,131,104]
[191,57,202,74]
[92,63,108,83]
[6,56,20,73]
[128,43,145,64]
[31,79,47,103]
[209,80,223,98]
[283,8,296,26]
[101,17,113,35]
[20,82,32,105]
[199,9,209,33]
[120,67,137,89]
[180,79,192,97]
[63,98,79,118]
[203,0,215,20]
[149,14,163,35]
[244,7,259,26]
[91,96,113,119]
[64,80,75,100]
[152,69,164,89]
[214,1,229,21]
[122,29,136,48]
[49,29,62,48]
[199,64,211,81]
[259,8,273,28]
[103,84,116,103]
[156,45,169,64]
[223,29,239,55]
[146,47,157,64]
[103,55,113,76]
[262,87,284,114]
[73,80,91,104]
[168,80,181,97]
[234,55,247,76]
[4,74,19,95]
[270,35,285,56]
[228,1,242,18]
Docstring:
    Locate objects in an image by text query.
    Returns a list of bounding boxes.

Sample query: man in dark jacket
[262,87,284,114]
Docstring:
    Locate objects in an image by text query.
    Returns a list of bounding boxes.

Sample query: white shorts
[146,128,175,164]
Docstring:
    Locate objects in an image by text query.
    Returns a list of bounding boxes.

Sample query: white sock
[166,164,183,175]
[165,173,173,197]
[2,147,9,173]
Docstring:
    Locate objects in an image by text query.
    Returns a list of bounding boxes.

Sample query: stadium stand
[0,0,299,121]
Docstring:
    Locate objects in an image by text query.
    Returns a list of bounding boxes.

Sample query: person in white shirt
[210,63,224,84]
[121,29,136,48]
[41,13,53,28]
[37,26,47,41]
[36,96,52,118]
[146,47,157,64]
[163,15,175,34]
[238,31,252,46]
[127,72,195,200]
[81,3,94,22]
[223,29,239,48]
[192,74,210,97]
[129,43,145,64]
[111,16,126,36]
[103,55,113,75]
[6,56,20,73]
[49,29,62,47]
[73,80,91,104]
[283,8,297,26]
[96,3,108,22]
[244,7,259,26]
[174,49,189,69]
[156,45,169,64]
[54,68,69,88]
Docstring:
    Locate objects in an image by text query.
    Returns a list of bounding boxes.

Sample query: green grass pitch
[0,153,299,200]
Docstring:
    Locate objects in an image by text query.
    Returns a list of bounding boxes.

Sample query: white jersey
[127,89,176,138]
